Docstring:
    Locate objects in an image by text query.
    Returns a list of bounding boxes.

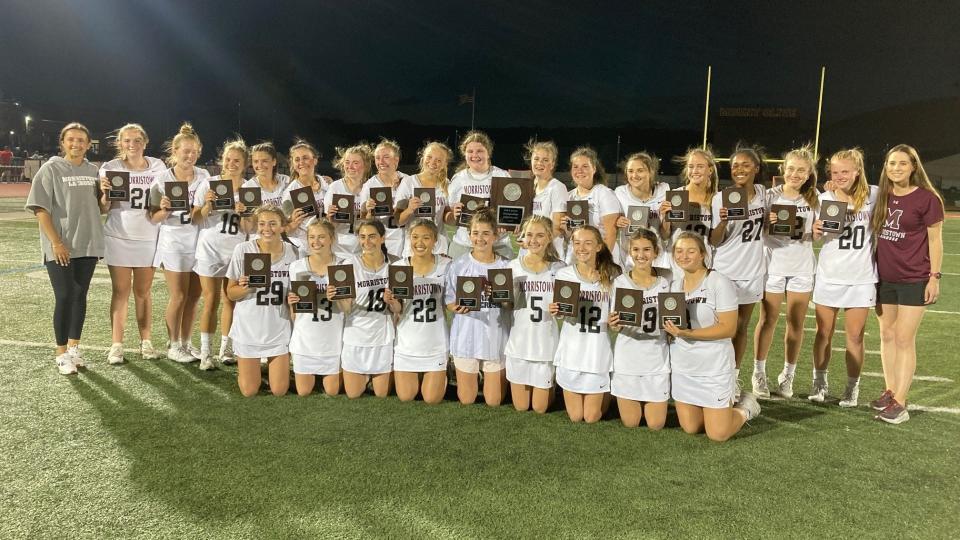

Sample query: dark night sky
[4,0,960,163]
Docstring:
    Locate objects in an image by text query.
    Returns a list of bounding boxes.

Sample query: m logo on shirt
[885,208,903,230]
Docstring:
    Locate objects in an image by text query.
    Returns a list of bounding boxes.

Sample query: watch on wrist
[932,272,942,280]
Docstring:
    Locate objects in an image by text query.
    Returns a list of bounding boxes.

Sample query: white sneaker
[107,344,125,365]
[752,372,771,399]
[735,391,761,421]
[808,381,828,403]
[733,378,742,404]
[67,345,84,368]
[140,340,161,360]
[777,371,795,398]
[185,343,202,360]
[219,342,235,365]
[198,352,216,371]
[167,346,197,364]
[839,383,860,408]
[56,353,77,375]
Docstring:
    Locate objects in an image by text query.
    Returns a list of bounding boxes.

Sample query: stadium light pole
[814,67,826,158]
[702,65,712,150]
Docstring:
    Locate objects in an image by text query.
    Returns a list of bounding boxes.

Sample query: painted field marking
[832,347,880,355]
[861,371,953,383]
[907,405,960,415]
[0,264,43,276]
[0,339,141,354]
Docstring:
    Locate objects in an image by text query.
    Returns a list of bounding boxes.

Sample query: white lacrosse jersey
[226,240,298,350]
[193,176,246,262]
[711,184,767,280]
[322,178,366,257]
[288,257,345,358]
[99,156,166,241]
[444,252,512,360]
[359,173,408,257]
[764,186,817,277]
[448,165,512,252]
[394,255,451,359]
[552,265,614,374]
[815,185,878,285]
[342,254,396,347]
[503,258,565,363]
[611,272,671,376]
[614,182,670,269]
[149,167,208,254]
[281,176,328,244]
[668,271,737,376]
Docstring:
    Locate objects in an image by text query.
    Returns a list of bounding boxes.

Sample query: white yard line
[0,339,141,354]
[832,347,880,355]
[907,405,960,415]
[861,371,953,383]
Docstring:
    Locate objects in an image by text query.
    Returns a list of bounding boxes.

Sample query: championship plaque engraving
[457,195,487,227]
[370,187,393,217]
[487,268,514,303]
[770,204,797,236]
[328,264,356,300]
[289,186,319,216]
[658,292,687,329]
[413,188,435,217]
[723,187,748,220]
[666,190,690,222]
[243,253,271,287]
[554,279,581,316]
[238,187,262,216]
[456,276,483,311]
[614,288,644,326]
[165,181,189,210]
[491,176,533,231]
[626,205,650,234]
[820,200,847,233]
[388,265,413,300]
[332,194,355,224]
[105,171,130,201]
[291,280,318,313]
[566,200,589,229]
[210,180,234,210]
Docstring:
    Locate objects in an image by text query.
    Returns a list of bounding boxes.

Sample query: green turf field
[1,200,958,539]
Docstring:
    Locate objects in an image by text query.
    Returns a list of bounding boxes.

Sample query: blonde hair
[871,144,944,235]
[455,131,494,173]
[417,141,452,196]
[219,137,248,172]
[673,230,709,270]
[112,123,148,161]
[569,146,607,186]
[305,219,337,254]
[518,214,560,262]
[525,139,559,165]
[288,139,319,183]
[374,138,402,161]
[334,142,374,179]
[573,226,620,291]
[674,146,718,209]
[781,143,819,210]
[828,148,869,212]
[163,122,202,167]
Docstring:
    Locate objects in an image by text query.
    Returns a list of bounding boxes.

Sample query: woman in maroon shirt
[870,144,944,424]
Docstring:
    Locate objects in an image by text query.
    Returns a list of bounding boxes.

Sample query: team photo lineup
[29,120,944,441]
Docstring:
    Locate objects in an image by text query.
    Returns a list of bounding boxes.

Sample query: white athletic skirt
[194,257,229,278]
[813,281,876,309]
[104,236,156,267]
[233,340,289,359]
[611,372,671,403]
[154,250,196,273]
[506,356,555,389]
[292,353,340,376]
[671,371,735,409]
[394,351,447,373]
[556,366,610,395]
[341,343,393,374]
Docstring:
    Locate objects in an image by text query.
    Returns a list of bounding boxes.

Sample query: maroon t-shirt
[876,188,943,282]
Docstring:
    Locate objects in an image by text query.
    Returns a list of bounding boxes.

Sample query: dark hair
[250,141,279,182]
[729,143,768,185]
[356,219,388,259]
[628,228,661,257]
[569,146,607,186]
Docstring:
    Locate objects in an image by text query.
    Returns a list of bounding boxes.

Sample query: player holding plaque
[565,147,621,261]
[608,229,671,429]
[288,185,319,217]
[457,194,486,227]
[487,268,513,303]
[327,263,356,300]
[208,180,235,210]
[565,200,589,229]
[665,190,690,222]
[282,139,330,246]
[368,187,393,217]
[753,145,819,398]
[388,264,413,299]
[809,148,879,407]
[289,280,317,313]
[395,142,453,257]
[242,142,292,210]
[165,181,189,210]
[550,226,620,423]
[553,279,580,316]
[226,205,299,397]
[238,187,261,217]
[287,220,344,397]
[491,176,533,231]
[243,252,271,287]
[323,143,372,258]
[657,292,686,328]
[444,207,511,406]
[819,199,847,233]
[722,186,748,220]
[331,194,355,224]
[663,148,718,278]
[613,288,643,325]
[104,170,130,201]
[412,188,435,216]
[361,140,408,257]
[664,231,759,441]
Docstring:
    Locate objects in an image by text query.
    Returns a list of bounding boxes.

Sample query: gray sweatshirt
[25,156,105,262]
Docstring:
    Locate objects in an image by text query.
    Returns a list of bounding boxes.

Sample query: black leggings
[45,257,98,346]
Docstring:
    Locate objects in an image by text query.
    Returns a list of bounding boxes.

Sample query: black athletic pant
[44,257,98,347]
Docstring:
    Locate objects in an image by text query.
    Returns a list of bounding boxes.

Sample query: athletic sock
[220,335,229,351]
[814,369,828,385]
[847,376,860,387]
[734,368,740,381]
[784,361,797,376]
[754,359,766,375]
[200,333,212,353]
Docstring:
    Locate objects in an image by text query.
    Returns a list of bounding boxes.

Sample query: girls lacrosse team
[31,122,946,435]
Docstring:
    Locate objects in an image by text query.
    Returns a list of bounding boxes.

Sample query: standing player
[225,205,297,397]
[445,131,512,259]
[445,207,512,406]
[148,123,209,363]
[810,148,878,407]
[504,215,564,413]
[709,145,768,396]
[287,220,343,396]
[243,142,291,213]
[360,139,408,257]
[752,145,819,398]
[98,123,167,364]
[550,225,620,423]
[340,220,395,399]
[282,139,330,249]
[871,145,944,424]
[564,147,621,261]
[392,219,451,404]
[395,141,452,256]
[663,147,717,273]
[665,232,760,442]
[526,140,567,256]
[614,152,670,270]
[324,143,373,259]
[609,229,672,429]
[26,122,104,375]
[192,139,250,369]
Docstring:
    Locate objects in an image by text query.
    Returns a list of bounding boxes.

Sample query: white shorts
[765,274,814,294]
[233,340,289,359]
[556,366,610,395]
[611,372,671,403]
[104,236,156,267]
[194,237,238,277]
[394,352,447,373]
[292,353,340,376]
[813,281,876,309]
[193,257,229,278]
[730,275,764,304]
[453,356,504,374]
[671,371,735,409]
[341,343,393,374]
[505,357,555,389]
[154,250,196,273]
